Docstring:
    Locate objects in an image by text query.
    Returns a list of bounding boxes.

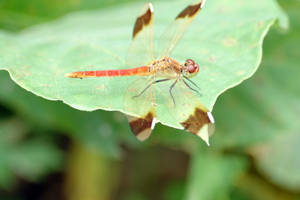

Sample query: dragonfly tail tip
[65,72,77,78]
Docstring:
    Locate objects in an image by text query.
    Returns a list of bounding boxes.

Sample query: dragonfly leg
[183,79,202,96]
[133,78,170,98]
[169,80,178,106]
[183,76,202,91]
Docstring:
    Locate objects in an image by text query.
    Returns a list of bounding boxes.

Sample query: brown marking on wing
[176,2,202,19]
[129,112,154,139]
[133,5,153,38]
[181,108,212,134]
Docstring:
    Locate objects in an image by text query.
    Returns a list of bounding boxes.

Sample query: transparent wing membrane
[124,77,156,141]
[124,3,156,141]
[126,3,155,67]
[157,78,214,145]
[156,0,205,58]
[122,1,212,142]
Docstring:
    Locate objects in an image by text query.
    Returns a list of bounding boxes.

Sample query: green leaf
[212,0,299,148]
[250,131,300,192]
[209,0,300,192]
[0,118,63,187]
[246,2,300,188]
[0,0,138,31]
[0,71,135,157]
[185,151,247,200]
[0,0,287,132]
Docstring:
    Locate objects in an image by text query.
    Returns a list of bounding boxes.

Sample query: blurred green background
[0,0,299,200]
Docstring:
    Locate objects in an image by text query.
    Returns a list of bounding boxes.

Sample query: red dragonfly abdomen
[66,66,151,78]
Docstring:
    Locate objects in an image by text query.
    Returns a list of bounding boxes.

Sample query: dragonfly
[66,0,215,145]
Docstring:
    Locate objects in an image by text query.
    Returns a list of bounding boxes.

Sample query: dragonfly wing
[124,77,156,141]
[156,0,206,58]
[126,114,155,141]
[126,3,155,67]
[157,78,214,145]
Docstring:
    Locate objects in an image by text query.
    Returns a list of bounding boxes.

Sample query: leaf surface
[0,0,288,131]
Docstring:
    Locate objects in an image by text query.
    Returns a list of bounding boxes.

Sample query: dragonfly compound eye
[194,64,199,73]
[185,59,199,74]
[187,64,196,73]
[186,59,195,65]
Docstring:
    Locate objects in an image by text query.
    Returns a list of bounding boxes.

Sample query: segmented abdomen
[66,66,151,78]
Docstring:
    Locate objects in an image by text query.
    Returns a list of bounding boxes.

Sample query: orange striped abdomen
[65,66,151,78]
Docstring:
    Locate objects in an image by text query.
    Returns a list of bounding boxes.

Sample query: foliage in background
[0,0,137,31]
[0,0,299,200]
[0,118,62,189]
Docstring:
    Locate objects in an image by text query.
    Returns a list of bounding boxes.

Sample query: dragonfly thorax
[151,57,199,79]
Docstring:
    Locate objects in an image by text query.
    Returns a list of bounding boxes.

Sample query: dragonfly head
[183,59,199,78]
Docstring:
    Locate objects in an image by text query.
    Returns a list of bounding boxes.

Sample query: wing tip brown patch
[129,112,154,141]
[132,3,154,38]
[180,107,214,135]
[175,1,204,19]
